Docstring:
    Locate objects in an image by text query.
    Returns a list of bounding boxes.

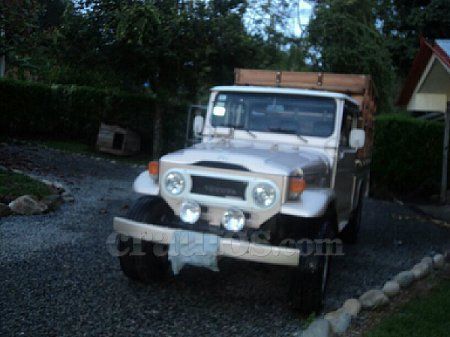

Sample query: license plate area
[168,230,220,274]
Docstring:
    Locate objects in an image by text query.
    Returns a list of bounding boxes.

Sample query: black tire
[289,207,337,314]
[117,196,172,282]
[340,188,364,244]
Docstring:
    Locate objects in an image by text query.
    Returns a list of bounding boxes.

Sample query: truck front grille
[190,176,247,200]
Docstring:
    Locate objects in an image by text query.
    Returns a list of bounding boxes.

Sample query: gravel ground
[1,143,450,337]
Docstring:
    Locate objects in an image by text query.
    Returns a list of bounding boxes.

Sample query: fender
[133,171,160,196]
[280,189,335,218]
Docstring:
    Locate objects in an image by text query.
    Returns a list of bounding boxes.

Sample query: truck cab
[114,73,373,314]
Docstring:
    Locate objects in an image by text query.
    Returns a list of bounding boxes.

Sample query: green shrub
[0,79,155,147]
[162,103,189,154]
[372,113,447,197]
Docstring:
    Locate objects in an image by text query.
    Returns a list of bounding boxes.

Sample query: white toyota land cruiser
[113,72,373,314]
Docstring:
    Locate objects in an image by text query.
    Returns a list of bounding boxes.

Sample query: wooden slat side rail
[235,69,371,95]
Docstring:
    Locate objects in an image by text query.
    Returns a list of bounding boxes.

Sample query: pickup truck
[113,69,375,314]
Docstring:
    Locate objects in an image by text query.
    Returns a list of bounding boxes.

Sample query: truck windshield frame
[211,92,337,138]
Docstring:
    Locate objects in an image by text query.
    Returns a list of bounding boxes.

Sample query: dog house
[96,123,141,156]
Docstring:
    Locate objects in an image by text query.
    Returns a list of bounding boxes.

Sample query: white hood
[161,140,330,176]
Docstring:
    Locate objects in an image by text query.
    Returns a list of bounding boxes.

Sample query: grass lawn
[364,280,450,337]
[39,140,92,154]
[37,140,149,165]
[0,171,53,202]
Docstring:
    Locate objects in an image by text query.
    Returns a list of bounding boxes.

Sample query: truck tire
[289,208,337,314]
[340,186,364,244]
[117,196,172,283]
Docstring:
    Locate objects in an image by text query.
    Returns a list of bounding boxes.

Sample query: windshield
[211,92,336,137]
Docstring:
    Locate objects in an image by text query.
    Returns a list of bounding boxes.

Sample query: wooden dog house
[96,123,141,156]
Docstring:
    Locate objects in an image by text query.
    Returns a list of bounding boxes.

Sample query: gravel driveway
[1,144,449,337]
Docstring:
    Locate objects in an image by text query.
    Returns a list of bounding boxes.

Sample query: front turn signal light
[148,161,159,178]
[288,176,306,200]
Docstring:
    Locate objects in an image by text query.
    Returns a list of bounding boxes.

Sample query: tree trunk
[0,54,5,78]
[152,103,163,160]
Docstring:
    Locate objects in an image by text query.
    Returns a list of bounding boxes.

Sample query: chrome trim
[160,168,281,211]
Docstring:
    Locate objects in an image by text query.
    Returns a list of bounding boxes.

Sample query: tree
[0,0,43,77]
[307,0,394,113]
[377,0,450,78]
[49,0,277,100]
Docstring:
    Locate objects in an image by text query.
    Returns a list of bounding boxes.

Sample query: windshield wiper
[268,127,308,143]
[218,123,256,138]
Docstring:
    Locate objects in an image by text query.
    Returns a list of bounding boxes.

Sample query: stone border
[0,167,74,216]
[300,252,449,337]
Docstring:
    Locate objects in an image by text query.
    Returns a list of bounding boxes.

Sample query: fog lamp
[179,200,201,224]
[222,208,245,232]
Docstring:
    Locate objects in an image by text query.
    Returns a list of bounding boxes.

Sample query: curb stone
[411,262,431,279]
[421,256,433,268]
[324,309,351,335]
[433,254,445,269]
[382,280,400,297]
[394,270,415,288]
[297,252,450,336]
[8,195,48,215]
[301,319,331,337]
[342,298,361,317]
[359,289,389,309]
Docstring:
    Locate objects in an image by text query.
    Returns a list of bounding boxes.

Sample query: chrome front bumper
[113,217,300,266]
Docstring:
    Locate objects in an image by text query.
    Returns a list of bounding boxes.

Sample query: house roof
[397,37,450,106]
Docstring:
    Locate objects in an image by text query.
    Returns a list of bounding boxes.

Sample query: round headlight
[222,208,245,231]
[253,183,276,208]
[165,171,185,195]
[180,200,201,224]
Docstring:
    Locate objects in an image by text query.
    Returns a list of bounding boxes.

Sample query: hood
[160,140,330,176]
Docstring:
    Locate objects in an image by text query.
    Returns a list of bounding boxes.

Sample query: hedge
[372,113,448,197]
[0,79,156,150]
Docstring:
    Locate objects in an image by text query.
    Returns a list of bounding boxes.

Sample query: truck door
[334,104,359,225]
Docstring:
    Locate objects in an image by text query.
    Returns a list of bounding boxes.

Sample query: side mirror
[193,115,204,138]
[349,129,365,149]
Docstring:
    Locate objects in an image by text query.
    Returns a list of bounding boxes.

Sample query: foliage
[376,0,450,78]
[34,0,281,99]
[0,78,155,147]
[371,113,447,198]
[0,171,53,201]
[307,0,394,113]
[364,280,450,337]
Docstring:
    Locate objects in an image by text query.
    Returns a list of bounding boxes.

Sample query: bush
[372,114,447,198]
[0,79,155,148]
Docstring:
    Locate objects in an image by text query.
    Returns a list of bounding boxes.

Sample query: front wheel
[117,196,172,283]
[288,208,337,314]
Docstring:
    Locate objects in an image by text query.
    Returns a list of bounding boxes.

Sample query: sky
[244,0,314,39]
[289,0,314,37]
